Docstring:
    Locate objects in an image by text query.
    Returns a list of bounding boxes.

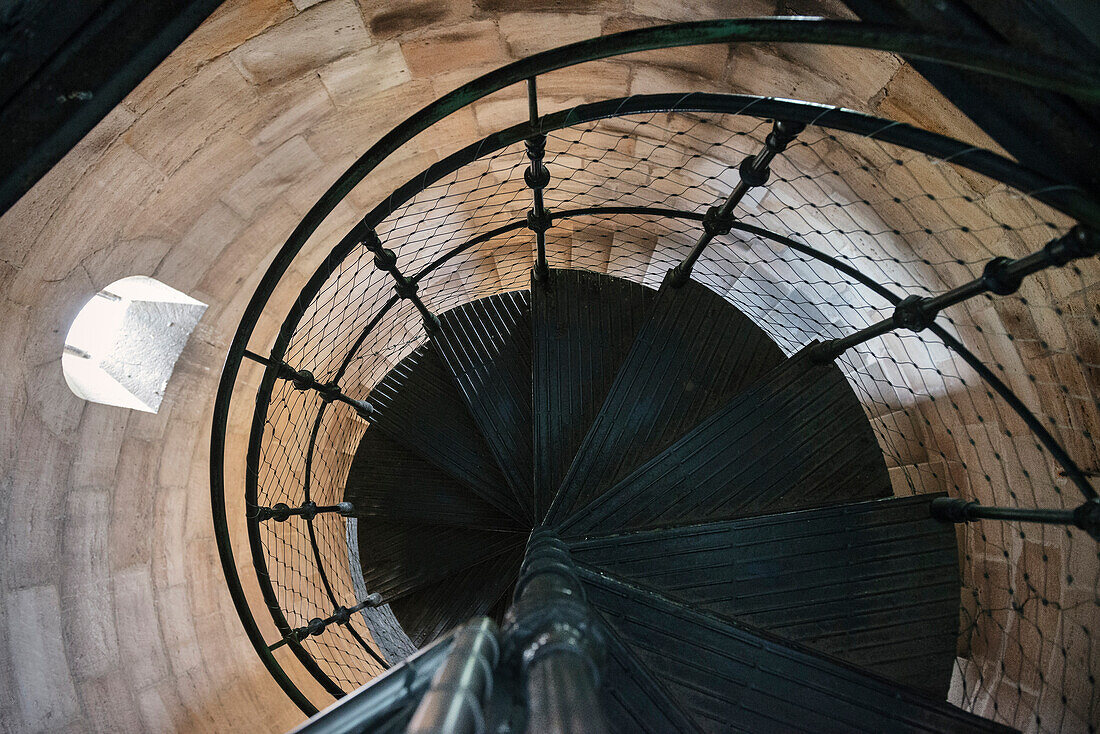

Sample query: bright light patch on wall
[62,276,207,413]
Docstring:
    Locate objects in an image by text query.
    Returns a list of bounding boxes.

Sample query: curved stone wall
[0,1,1094,732]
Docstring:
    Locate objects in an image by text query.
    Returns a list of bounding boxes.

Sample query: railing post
[354,222,442,333]
[405,618,500,734]
[254,500,354,522]
[669,119,805,287]
[503,529,607,734]
[243,349,374,419]
[931,497,1100,540]
[525,77,552,283]
[269,594,384,651]
[811,225,1098,363]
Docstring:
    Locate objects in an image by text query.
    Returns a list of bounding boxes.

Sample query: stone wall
[0,0,1095,732]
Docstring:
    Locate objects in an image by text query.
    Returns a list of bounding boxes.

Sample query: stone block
[135,682,187,732]
[184,539,229,615]
[58,490,121,682]
[125,0,296,114]
[277,156,359,217]
[630,63,730,96]
[10,146,163,302]
[607,229,656,281]
[71,407,127,487]
[5,585,80,731]
[125,57,259,175]
[157,586,203,675]
[633,0,774,20]
[123,131,259,243]
[194,200,300,308]
[0,105,137,264]
[223,136,324,220]
[874,63,1005,160]
[625,42,731,82]
[569,219,614,273]
[246,74,337,155]
[400,21,509,79]
[230,0,369,87]
[869,407,928,468]
[775,45,901,109]
[153,201,248,293]
[887,459,949,497]
[948,655,983,708]
[498,13,603,57]
[80,238,175,295]
[113,567,171,688]
[108,439,157,571]
[319,42,411,107]
[61,581,120,682]
[476,0,625,11]
[471,61,631,134]
[153,487,189,591]
[5,416,71,588]
[965,555,1012,659]
[304,79,437,162]
[725,45,844,102]
[364,0,474,41]
[77,671,143,734]
[988,679,1038,730]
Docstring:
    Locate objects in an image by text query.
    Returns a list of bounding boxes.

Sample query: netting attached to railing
[240,100,1097,730]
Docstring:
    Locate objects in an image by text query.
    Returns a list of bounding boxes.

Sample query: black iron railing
[210,17,1100,730]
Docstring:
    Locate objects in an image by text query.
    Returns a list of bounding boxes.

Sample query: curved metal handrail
[211,21,1099,713]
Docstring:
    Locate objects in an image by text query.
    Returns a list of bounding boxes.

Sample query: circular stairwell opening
[210,20,1099,732]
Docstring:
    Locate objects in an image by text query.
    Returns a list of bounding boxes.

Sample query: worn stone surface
[400,20,510,78]
[230,0,370,86]
[318,42,412,106]
[363,0,475,40]
[497,12,603,56]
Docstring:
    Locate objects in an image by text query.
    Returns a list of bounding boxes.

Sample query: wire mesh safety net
[244,103,1098,731]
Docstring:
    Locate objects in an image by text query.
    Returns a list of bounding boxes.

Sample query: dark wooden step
[532,269,654,520]
[599,614,703,734]
[578,566,1015,734]
[354,520,523,603]
[561,346,890,535]
[570,494,958,696]
[389,549,522,648]
[344,427,521,531]
[367,343,523,523]
[431,290,534,522]
[545,274,785,525]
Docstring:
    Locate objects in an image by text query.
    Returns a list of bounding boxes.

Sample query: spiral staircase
[210,18,1100,734]
[344,268,994,731]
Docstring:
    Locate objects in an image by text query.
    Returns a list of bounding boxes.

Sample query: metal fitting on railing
[255,500,354,522]
[526,77,552,284]
[931,496,1100,541]
[356,222,442,332]
[243,350,374,419]
[406,618,500,734]
[669,118,805,287]
[504,529,608,734]
[811,226,1099,363]
[270,594,384,651]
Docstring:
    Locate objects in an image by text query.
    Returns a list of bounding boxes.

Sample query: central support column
[504,529,608,734]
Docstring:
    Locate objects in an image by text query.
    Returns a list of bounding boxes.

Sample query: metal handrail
[289,630,456,733]
[210,20,1099,714]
